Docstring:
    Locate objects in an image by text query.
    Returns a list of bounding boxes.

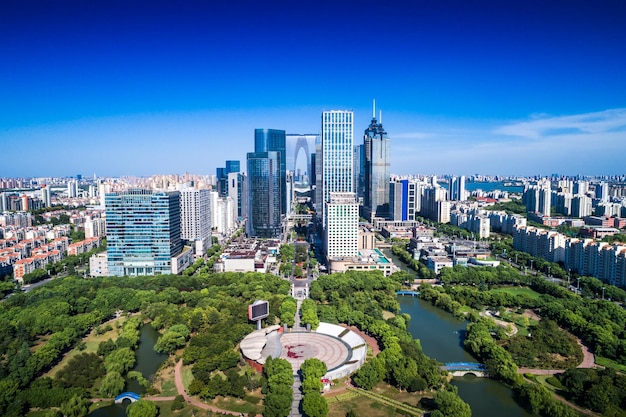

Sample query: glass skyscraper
[321,110,354,225]
[246,151,281,238]
[105,189,182,276]
[217,160,240,197]
[363,108,390,219]
[254,129,286,216]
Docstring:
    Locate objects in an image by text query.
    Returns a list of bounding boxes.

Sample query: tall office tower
[228,172,247,219]
[353,144,365,202]
[105,189,183,276]
[448,175,466,201]
[41,185,51,207]
[325,192,359,259]
[390,178,422,221]
[255,129,286,215]
[314,136,323,213]
[321,110,354,226]
[216,160,240,197]
[286,134,317,190]
[180,188,212,257]
[246,151,282,238]
[363,103,390,219]
[523,179,551,216]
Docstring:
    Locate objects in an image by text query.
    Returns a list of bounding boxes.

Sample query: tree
[432,390,471,417]
[126,399,158,417]
[171,394,185,410]
[300,358,327,382]
[60,395,90,417]
[57,352,105,388]
[302,391,328,417]
[104,347,136,374]
[100,371,125,397]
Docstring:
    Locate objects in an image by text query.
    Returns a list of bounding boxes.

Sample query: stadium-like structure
[240,322,367,380]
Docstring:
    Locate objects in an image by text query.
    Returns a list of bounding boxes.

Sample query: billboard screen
[248,300,269,321]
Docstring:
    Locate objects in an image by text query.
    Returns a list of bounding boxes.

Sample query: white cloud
[494,108,626,139]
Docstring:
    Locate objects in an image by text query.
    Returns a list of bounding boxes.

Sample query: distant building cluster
[513,225,626,287]
[0,205,108,281]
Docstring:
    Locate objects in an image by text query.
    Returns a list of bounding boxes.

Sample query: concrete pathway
[290,374,303,417]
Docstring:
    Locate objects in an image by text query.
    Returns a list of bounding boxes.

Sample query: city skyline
[2,1,626,177]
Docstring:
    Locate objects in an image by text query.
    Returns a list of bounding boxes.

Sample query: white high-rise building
[325,192,359,259]
[209,191,236,236]
[85,217,106,238]
[448,175,466,201]
[321,110,354,226]
[572,194,592,218]
[523,178,551,216]
[41,185,51,207]
[67,180,79,198]
[180,188,212,257]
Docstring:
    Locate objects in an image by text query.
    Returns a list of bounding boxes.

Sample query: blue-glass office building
[254,129,286,216]
[105,189,182,276]
[246,151,281,238]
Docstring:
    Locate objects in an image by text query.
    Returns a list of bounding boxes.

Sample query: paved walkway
[289,297,304,416]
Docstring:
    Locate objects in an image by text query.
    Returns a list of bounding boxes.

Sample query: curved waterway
[89,323,168,417]
[398,296,535,417]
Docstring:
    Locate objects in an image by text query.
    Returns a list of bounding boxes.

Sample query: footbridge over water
[441,362,489,377]
[114,392,141,404]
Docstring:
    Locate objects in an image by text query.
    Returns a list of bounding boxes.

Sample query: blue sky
[1,0,626,178]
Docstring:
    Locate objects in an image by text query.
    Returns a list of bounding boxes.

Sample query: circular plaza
[240,322,367,380]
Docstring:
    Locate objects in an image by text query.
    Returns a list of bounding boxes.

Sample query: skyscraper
[448,175,466,201]
[180,188,212,257]
[217,160,240,197]
[246,151,282,238]
[325,192,359,259]
[255,129,286,215]
[105,189,186,276]
[321,110,354,225]
[363,102,390,219]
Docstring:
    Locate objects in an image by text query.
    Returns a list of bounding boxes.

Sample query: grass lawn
[490,286,541,299]
[327,395,403,417]
[213,395,263,415]
[382,310,396,319]
[154,363,178,397]
[181,364,194,391]
[326,383,425,417]
[43,316,128,379]
[596,356,626,373]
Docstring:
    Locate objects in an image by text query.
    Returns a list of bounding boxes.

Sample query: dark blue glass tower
[246,151,281,238]
[254,129,286,216]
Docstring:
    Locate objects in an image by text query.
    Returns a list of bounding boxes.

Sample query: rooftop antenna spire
[372,99,376,119]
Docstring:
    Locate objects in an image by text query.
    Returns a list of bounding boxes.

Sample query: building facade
[180,188,212,257]
[321,110,354,226]
[255,129,287,216]
[325,192,359,259]
[363,108,390,220]
[246,151,282,238]
[105,189,184,276]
